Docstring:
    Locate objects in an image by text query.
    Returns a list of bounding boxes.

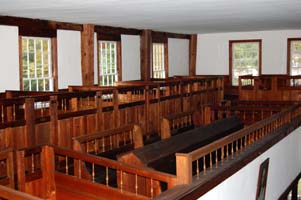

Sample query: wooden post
[113,89,120,128]
[161,118,171,139]
[176,153,192,185]
[41,146,56,200]
[25,98,35,147]
[96,91,103,131]
[6,151,15,189]
[133,124,143,148]
[16,150,25,192]
[140,30,152,81]
[81,24,95,86]
[49,96,58,145]
[203,105,212,125]
[189,34,197,76]
[144,86,150,137]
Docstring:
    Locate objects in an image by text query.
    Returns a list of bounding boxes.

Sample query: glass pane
[43,40,49,52]
[31,80,37,91]
[36,40,42,51]
[36,51,42,66]
[23,80,29,91]
[38,79,44,91]
[43,52,49,65]
[29,64,35,78]
[22,39,28,52]
[22,53,28,66]
[28,39,34,52]
[37,67,42,78]
[44,65,49,77]
[44,79,49,91]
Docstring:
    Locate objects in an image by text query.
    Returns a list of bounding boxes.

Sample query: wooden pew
[160,110,202,139]
[118,117,243,196]
[72,124,143,159]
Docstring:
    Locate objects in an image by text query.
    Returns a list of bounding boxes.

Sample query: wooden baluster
[196,159,200,178]
[106,167,109,186]
[235,140,238,153]
[1,105,4,122]
[78,160,81,178]
[231,143,234,157]
[87,96,90,107]
[31,153,35,173]
[123,133,126,145]
[13,104,16,120]
[120,170,123,192]
[221,146,224,163]
[102,137,105,152]
[94,139,97,154]
[80,98,83,109]
[150,178,154,199]
[135,174,138,195]
[215,150,218,168]
[209,152,212,170]
[226,144,229,158]
[65,156,69,175]
[130,131,133,144]
[110,135,113,150]
[92,163,95,182]
[203,156,206,175]
[86,142,89,153]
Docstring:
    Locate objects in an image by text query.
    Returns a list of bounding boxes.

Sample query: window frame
[97,35,122,86]
[19,36,58,91]
[229,39,262,86]
[152,42,168,79]
[287,38,301,75]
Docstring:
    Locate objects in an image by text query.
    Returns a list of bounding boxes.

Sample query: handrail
[0,185,45,200]
[176,103,301,184]
[54,145,177,198]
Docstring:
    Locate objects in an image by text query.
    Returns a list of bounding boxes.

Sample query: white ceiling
[1,0,301,34]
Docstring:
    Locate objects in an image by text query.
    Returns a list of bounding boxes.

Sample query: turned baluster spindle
[102,137,105,152]
[65,156,69,175]
[1,105,4,122]
[78,160,81,178]
[13,104,16,120]
[209,152,212,170]
[120,170,123,192]
[31,153,35,173]
[203,156,206,175]
[196,159,200,178]
[135,174,138,195]
[106,167,109,186]
[92,163,95,182]
[150,178,154,199]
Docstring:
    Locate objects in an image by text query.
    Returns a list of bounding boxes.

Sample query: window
[229,40,262,85]
[98,41,118,86]
[288,39,301,75]
[152,43,166,78]
[21,37,53,91]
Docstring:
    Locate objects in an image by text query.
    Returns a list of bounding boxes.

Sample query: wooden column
[140,30,152,81]
[81,24,95,86]
[189,34,197,76]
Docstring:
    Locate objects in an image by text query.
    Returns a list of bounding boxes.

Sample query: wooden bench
[160,110,202,139]
[72,124,143,159]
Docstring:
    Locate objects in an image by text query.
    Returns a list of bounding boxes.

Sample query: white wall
[168,38,189,77]
[199,127,301,200]
[196,30,301,75]
[0,25,19,92]
[94,32,98,85]
[121,35,141,81]
[57,30,82,89]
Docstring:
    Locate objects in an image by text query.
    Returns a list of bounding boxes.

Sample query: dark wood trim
[189,34,197,76]
[18,36,23,90]
[94,25,141,36]
[287,38,301,75]
[97,34,121,41]
[152,30,190,40]
[51,38,58,91]
[0,15,82,34]
[164,42,169,78]
[140,30,152,81]
[117,41,122,81]
[229,39,262,85]
[278,171,301,200]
